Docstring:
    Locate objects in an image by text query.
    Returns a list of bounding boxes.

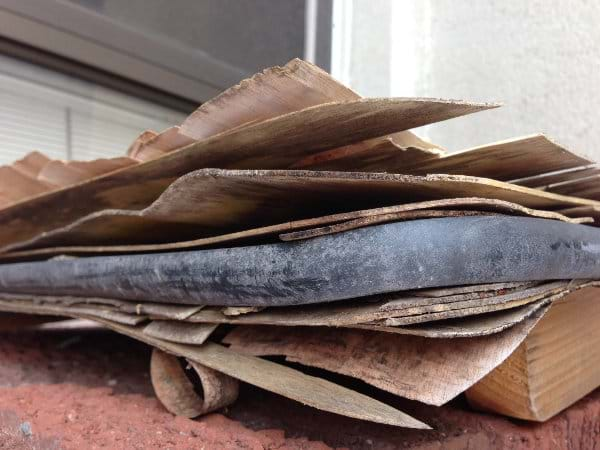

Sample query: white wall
[332,0,600,160]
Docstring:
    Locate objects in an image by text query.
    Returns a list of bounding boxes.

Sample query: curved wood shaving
[150,348,238,418]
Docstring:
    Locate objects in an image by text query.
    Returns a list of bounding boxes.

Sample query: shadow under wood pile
[0,59,600,429]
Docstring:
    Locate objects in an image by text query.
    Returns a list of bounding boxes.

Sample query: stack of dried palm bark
[1,59,600,428]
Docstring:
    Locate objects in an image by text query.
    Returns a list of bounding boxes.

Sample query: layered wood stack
[1,59,600,428]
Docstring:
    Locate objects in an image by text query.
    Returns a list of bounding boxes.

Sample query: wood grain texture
[126,130,159,160]
[279,210,589,242]
[0,294,430,427]
[0,98,491,250]
[132,59,443,168]
[542,174,600,200]
[179,281,570,329]
[0,154,138,204]
[224,308,546,406]
[558,205,600,221]
[466,286,600,421]
[12,151,51,178]
[358,299,552,338]
[0,166,54,203]
[397,135,591,181]
[0,280,562,333]
[129,127,195,162]
[180,58,442,160]
[0,169,591,256]
[143,321,218,345]
[512,165,600,188]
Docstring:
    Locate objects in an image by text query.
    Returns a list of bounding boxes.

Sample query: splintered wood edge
[98,318,432,429]
[144,321,218,345]
[355,299,553,338]
[0,297,430,429]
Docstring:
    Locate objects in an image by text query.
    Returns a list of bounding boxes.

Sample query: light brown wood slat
[278,210,590,242]
[179,281,572,328]
[36,157,139,190]
[290,134,443,172]
[66,157,138,176]
[11,151,51,178]
[143,321,218,345]
[511,166,600,188]
[179,58,442,156]
[543,174,600,199]
[357,299,552,338]
[224,307,546,406]
[130,127,195,162]
[126,130,159,160]
[0,170,589,256]
[0,281,568,329]
[37,160,92,187]
[134,59,444,168]
[558,205,600,218]
[397,135,591,181]
[0,166,55,202]
[466,286,600,421]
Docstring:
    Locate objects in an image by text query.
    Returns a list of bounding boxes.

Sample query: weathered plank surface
[0,280,567,332]
[397,135,590,181]
[512,165,600,188]
[358,299,552,338]
[0,99,491,249]
[224,306,546,406]
[0,196,583,260]
[0,169,594,255]
[144,321,218,345]
[182,281,568,328]
[0,295,429,428]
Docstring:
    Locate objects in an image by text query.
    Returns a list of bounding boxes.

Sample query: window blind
[0,54,186,165]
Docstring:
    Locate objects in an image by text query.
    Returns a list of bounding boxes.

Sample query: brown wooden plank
[542,174,600,199]
[11,151,51,178]
[130,127,195,162]
[37,161,90,187]
[126,130,159,160]
[0,169,592,256]
[0,98,491,249]
[177,281,571,328]
[397,135,590,181]
[143,321,218,345]
[511,165,600,188]
[134,59,443,169]
[558,205,600,219]
[0,166,54,202]
[357,299,552,338]
[180,58,442,157]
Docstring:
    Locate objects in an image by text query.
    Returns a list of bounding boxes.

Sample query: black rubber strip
[0,216,600,306]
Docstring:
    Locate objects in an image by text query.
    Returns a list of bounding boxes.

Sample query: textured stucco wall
[335,0,600,160]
